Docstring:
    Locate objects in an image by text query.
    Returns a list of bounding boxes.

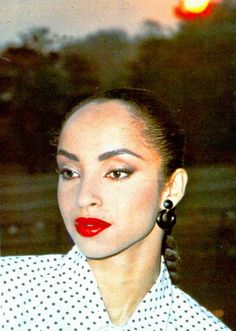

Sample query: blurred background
[0,0,235,328]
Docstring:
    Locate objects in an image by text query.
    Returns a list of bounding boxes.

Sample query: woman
[1,88,230,330]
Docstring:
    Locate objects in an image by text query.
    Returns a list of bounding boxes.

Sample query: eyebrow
[57,148,142,162]
[98,148,143,161]
[57,149,79,161]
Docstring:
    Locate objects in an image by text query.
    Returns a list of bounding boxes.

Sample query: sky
[0,0,180,47]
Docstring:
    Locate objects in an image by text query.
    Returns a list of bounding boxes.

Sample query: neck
[87,225,163,325]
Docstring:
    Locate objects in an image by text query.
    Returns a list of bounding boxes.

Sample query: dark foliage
[0,1,235,172]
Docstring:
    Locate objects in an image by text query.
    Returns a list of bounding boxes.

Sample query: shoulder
[0,245,81,283]
[169,286,231,330]
[0,253,65,320]
[0,253,64,295]
[0,253,63,275]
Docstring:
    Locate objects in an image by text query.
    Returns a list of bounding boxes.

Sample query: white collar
[57,245,172,330]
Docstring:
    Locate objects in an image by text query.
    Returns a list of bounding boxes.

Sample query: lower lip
[74,218,112,237]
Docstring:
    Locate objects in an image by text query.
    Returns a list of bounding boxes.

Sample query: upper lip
[75,217,111,227]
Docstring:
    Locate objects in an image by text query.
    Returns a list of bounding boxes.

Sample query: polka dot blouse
[1,245,230,330]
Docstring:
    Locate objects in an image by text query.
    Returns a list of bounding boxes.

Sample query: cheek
[133,181,159,217]
[57,183,77,240]
[107,179,160,225]
[57,182,73,218]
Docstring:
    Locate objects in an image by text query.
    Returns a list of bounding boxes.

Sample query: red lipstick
[75,218,111,237]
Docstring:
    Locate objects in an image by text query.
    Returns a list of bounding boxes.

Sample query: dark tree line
[129,1,236,164]
[0,0,235,173]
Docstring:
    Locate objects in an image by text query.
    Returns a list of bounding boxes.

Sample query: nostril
[76,182,102,208]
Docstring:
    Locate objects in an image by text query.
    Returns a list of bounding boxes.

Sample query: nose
[76,176,102,209]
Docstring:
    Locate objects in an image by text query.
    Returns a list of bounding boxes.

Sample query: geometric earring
[156,199,176,231]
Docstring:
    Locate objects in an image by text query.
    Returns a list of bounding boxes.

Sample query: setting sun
[182,0,211,13]
[175,0,215,19]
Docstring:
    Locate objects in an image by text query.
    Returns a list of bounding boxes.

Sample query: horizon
[0,0,179,48]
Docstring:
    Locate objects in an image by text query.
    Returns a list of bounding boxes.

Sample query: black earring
[156,199,176,231]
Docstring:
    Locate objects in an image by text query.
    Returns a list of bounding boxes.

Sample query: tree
[0,28,100,172]
[63,29,133,90]
[129,0,236,164]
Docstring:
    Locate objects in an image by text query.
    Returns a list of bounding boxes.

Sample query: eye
[56,167,80,180]
[106,169,133,180]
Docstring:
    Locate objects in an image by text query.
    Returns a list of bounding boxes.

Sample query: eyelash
[56,167,133,181]
[56,168,80,180]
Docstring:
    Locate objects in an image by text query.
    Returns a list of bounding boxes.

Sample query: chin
[78,246,124,260]
[79,239,144,261]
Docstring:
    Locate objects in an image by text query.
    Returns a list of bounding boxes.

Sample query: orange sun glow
[181,0,211,14]
[175,0,215,19]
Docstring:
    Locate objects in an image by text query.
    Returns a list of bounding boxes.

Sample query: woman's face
[57,100,164,259]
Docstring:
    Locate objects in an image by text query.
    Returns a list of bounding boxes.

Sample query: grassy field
[0,165,235,329]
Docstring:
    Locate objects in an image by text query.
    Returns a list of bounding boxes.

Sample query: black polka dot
[0,247,230,330]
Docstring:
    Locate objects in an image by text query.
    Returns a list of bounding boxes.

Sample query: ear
[160,168,188,208]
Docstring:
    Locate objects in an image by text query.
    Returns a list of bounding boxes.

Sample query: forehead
[59,100,161,163]
[59,100,160,159]
[61,100,144,142]
[66,100,136,126]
